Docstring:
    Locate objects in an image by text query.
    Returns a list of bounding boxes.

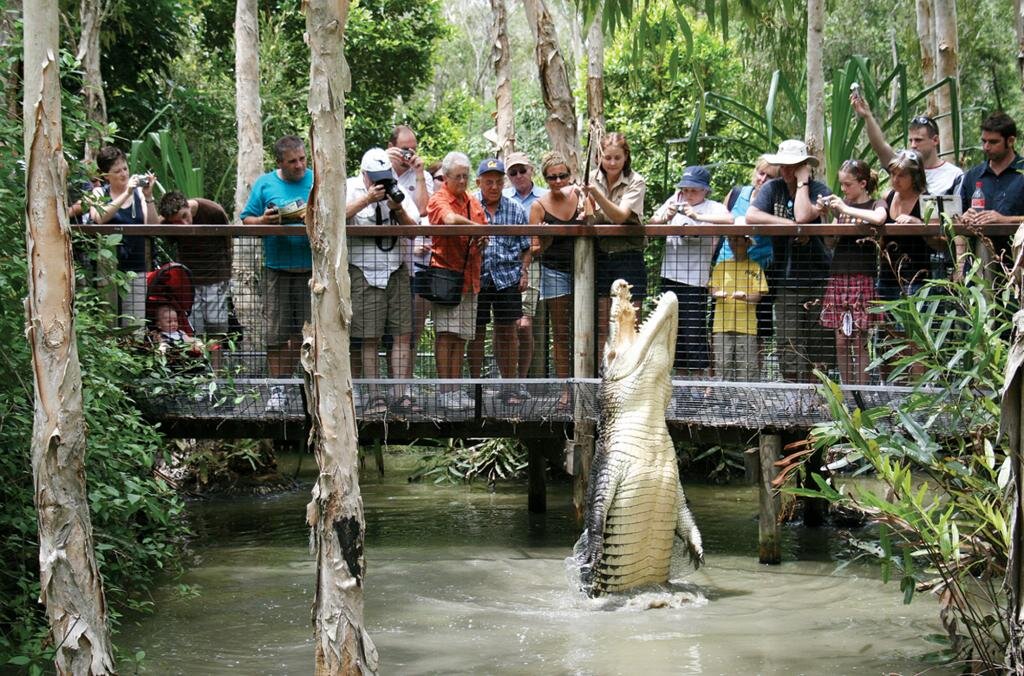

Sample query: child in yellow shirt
[708,235,768,381]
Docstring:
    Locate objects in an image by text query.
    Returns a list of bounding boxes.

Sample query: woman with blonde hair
[530,150,584,411]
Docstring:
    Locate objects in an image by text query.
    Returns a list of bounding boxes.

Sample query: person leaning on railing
[744,139,834,383]
[426,151,488,412]
[89,145,158,327]
[583,132,647,351]
[816,160,887,386]
[650,165,730,379]
[529,151,583,412]
[239,135,314,413]
[958,112,1024,276]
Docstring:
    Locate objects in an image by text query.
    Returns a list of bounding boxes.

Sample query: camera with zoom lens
[375,177,405,204]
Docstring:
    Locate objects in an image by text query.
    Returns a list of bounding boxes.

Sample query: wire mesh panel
[73,222,1014,436]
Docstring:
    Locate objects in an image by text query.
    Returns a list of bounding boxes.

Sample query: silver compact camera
[134,174,151,188]
[400,149,414,161]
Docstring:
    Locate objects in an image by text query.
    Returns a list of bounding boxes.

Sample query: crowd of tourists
[78,104,1024,413]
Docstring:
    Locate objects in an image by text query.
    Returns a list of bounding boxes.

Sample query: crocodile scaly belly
[595,444,680,593]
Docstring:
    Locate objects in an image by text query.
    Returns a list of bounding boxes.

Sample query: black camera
[375,177,405,204]
[135,175,150,188]
[400,149,414,161]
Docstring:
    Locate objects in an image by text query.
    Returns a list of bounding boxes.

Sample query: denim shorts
[540,265,572,300]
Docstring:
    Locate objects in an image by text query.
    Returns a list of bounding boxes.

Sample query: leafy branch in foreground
[779,260,1014,671]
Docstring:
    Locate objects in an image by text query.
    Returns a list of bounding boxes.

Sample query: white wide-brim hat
[763,139,819,167]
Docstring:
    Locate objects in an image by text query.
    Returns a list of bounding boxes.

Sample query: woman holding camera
[90,145,157,226]
[90,145,158,325]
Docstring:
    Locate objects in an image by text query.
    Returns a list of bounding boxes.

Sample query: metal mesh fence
[74,222,1013,433]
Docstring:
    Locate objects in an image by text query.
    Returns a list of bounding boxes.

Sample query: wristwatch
[796,181,808,188]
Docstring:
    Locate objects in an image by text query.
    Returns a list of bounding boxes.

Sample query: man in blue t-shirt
[241,135,314,412]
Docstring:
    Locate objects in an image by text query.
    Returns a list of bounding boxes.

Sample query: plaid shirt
[477,193,530,290]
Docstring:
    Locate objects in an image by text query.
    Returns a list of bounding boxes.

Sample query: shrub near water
[0,160,189,672]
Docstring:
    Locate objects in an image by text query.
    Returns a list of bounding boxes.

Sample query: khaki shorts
[432,291,478,342]
[265,268,311,347]
[350,265,412,339]
[521,260,540,318]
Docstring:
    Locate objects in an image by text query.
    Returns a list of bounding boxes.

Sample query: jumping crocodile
[573,280,704,597]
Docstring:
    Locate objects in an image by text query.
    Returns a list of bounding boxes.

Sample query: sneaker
[266,385,288,413]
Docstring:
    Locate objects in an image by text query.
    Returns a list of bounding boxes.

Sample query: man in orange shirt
[426,151,488,410]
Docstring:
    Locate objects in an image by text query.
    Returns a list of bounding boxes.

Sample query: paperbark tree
[76,0,110,164]
[803,0,825,167]
[915,0,939,116]
[522,0,581,174]
[931,0,959,159]
[234,0,263,222]
[25,1,116,673]
[302,1,377,674]
[490,0,515,158]
[585,9,605,166]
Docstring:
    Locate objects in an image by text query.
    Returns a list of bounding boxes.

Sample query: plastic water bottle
[971,181,986,210]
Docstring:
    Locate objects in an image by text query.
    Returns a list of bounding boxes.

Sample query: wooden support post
[526,440,547,513]
[373,438,384,478]
[571,235,596,519]
[758,432,782,564]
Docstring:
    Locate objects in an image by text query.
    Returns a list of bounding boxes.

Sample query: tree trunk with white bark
[522,0,581,174]
[916,0,938,116]
[234,0,263,222]
[585,10,605,167]
[932,0,959,160]
[803,0,826,167]
[25,1,116,673]
[490,0,515,158]
[0,0,21,117]
[76,0,108,164]
[302,1,377,674]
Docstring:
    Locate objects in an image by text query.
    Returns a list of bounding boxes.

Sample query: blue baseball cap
[477,158,506,177]
[676,165,711,191]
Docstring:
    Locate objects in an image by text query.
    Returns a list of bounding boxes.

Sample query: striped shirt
[477,193,530,291]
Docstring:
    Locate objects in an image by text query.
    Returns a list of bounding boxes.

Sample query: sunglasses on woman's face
[432,174,443,181]
[544,172,570,182]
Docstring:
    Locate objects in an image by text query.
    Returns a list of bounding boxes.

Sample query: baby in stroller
[145,263,209,371]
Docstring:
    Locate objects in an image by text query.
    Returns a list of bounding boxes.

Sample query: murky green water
[118,455,952,674]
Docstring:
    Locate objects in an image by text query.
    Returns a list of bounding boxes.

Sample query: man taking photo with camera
[386,125,433,214]
[347,147,419,415]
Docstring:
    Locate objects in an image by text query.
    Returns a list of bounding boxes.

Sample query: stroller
[145,262,210,373]
[146,262,195,336]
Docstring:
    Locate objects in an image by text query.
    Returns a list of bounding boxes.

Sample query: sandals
[390,396,423,414]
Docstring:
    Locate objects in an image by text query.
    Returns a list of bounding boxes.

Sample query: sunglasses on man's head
[544,172,570,182]
[911,115,939,133]
[507,166,529,177]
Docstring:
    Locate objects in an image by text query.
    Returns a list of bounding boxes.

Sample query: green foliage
[605,16,749,204]
[129,129,206,198]
[409,438,529,488]
[0,54,190,668]
[142,0,446,207]
[786,260,1014,669]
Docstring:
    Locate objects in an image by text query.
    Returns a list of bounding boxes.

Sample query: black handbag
[414,264,463,306]
[414,201,474,307]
